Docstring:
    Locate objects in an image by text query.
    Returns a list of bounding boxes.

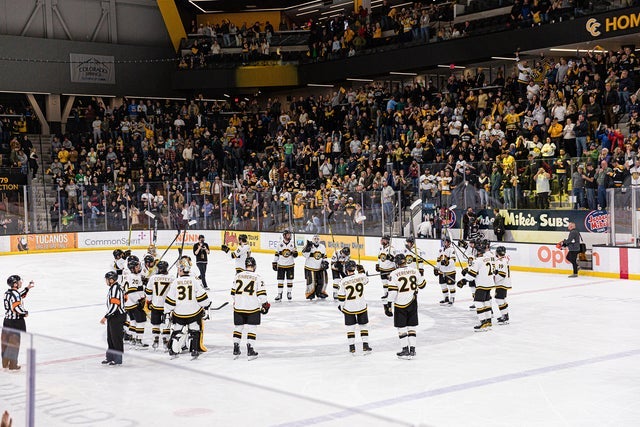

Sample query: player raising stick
[384,253,426,360]
[231,257,269,360]
[435,236,457,306]
[222,234,251,273]
[331,247,351,300]
[337,260,371,355]
[376,235,396,302]
[273,229,297,301]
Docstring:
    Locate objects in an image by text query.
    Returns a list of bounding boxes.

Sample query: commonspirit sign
[69,53,115,84]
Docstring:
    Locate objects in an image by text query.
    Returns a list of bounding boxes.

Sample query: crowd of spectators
[44,45,640,235]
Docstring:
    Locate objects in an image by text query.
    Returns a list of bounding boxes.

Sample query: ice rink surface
[1,249,639,427]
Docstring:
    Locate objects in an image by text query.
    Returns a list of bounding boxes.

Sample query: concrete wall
[0,35,177,97]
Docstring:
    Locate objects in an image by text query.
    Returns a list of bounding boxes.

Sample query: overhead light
[307,83,334,88]
[437,65,466,69]
[125,96,186,101]
[390,71,417,76]
[298,1,322,11]
[549,48,607,53]
[321,9,339,15]
[330,1,351,8]
[244,97,250,101]
[286,0,322,10]
[223,93,230,98]
[297,9,319,16]
[62,93,115,97]
[328,13,342,18]
[2,90,51,95]
[347,78,374,82]
[372,0,384,4]
[394,2,414,8]
[246,5,257,8]
[490,56,518,61]
[188,0,206,13]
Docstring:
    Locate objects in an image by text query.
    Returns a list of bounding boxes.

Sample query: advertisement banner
[449,209,608,233]
[10,233,77,252]
[0,173,27,192]
[78,230,151,249]
[70,53,115,84]
[221,230,261,250]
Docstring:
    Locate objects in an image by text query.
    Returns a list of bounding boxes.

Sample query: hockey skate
[152,337,160,350]
[191,349,200,360]
[135,339,149,350]
[473,319,492,332]
[497,314,510,325]
[274,293,282,302]
[408,346,416,359]
[247,344,259,361]
[397,346,410,360]
[448,297,455,306]
[439,296,450,306]
[362,343,372,355]
[349,344,356,355]
[233,343,241,360]
[469,304,476,311]
[287,292,292,301]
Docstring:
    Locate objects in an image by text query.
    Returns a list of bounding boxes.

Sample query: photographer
[193,234,210,290]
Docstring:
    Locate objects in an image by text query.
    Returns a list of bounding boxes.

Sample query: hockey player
[337,260,371,355]
[141,254,156,285]
[494,246,511,325]
[435,236,457,305]
[384,253,426,360]
[111,249,127,282]
[231,257,269,360]
[331,247,351,300]
[145,261,173,350]
[402,237,425,276]
[221,234,251,273]
[458,239,478,310]
[458,239,495,331]
[272,230,297,301]
[376,235,396,302]
[123,257,148,348]
[164,257,210,359]
[302,234,328,300]
[145,244,157,260]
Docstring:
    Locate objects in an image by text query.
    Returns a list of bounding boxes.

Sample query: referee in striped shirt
[100,271,126,365]
[2,275,33,371]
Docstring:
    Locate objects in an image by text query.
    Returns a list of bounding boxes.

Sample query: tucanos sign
[584,210,609,233]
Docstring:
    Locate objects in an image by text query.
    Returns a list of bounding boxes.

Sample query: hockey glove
[375,264,380,272]
[303,241,312,253]
[419,268,424,276]
[321,260,330,271]
[433,268,441,276]
[221,244,230,253]
[458,240,468,249]
[461,268,469,276]
[261,302,271,315]
[457,279,468,288]
[123,249,132,258]
[292,250,298,258]
[445,276,455,285]
[333,261,343,271]
[272,262,278,272]
[383,302,393,317]
[357,264,365,274]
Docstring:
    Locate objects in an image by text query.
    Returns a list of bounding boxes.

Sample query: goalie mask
[312,234,320,246]
[147,244,157,257]
[178,257,192,274]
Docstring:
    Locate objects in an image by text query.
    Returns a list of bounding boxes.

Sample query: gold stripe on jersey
[256,290,267,296]
[393,296,416,309]
[235,268,245,273]
[338,295,346,302]
[196,294,208,302]
[379,267,395,272]
[496,271,507,277]
[495,285,512,290]
[387,285,399,291]
[304,266,322,271]
[149,304,164,311]
[277,265,294,269]
[172,308,203,318]
[342,307,367,315]
[234,307,260,314]
[468,269,478,277]
[144,288,152,295]
[476,285,495,290]
[443,271,455,277]
[165,297,176,306]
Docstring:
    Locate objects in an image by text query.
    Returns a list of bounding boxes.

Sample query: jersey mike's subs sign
[10,233,77,252]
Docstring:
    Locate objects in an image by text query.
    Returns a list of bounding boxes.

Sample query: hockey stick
[209,301,229,311]
[158,229,181,262]
[169,219,197,271]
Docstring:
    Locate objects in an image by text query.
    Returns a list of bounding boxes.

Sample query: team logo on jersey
[584,210,608,233]
[313,252,323,260]
[379,253,387,261]
[406,255,415,264]
[282,249,291,257]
